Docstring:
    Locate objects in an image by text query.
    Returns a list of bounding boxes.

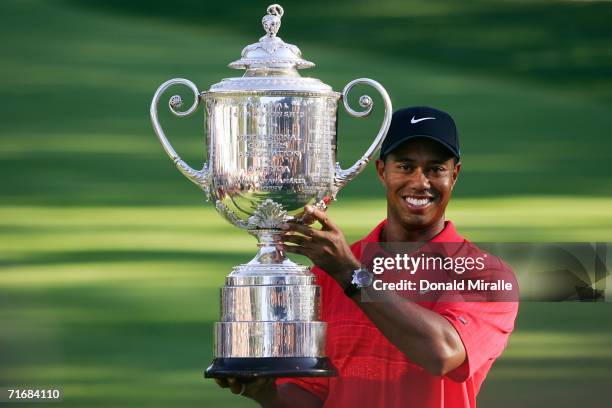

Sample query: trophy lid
[208,4,333,93]
[229,4,314,70]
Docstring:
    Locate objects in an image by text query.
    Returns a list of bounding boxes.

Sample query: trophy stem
[246,229,297,268]
[205,226,338,378]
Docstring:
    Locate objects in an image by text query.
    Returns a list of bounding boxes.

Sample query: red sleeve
[275,377,329,401]
[433,300,518,382]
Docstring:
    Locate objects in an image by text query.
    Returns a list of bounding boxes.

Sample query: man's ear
[451,161,461,190]
[375,159,386,185]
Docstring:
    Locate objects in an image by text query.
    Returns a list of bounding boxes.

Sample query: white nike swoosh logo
[411,116,436,124]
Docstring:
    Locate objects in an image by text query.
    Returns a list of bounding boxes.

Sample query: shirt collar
[362,219,464,244]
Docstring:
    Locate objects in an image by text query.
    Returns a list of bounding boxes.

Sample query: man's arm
[215,378,323,408]
[349,289,466,376]
[282,206,466,377]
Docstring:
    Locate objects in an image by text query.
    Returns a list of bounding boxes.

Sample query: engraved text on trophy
[208,96,337,199]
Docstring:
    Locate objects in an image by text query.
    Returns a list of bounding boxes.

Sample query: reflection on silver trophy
[150,4,392,377]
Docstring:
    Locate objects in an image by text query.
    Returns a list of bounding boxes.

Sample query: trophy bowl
[150,4,392,378]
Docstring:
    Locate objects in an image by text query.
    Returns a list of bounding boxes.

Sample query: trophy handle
[333,78,392,197]
[150,78,211,198]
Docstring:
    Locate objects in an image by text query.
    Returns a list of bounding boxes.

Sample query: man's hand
[281,205,361,286]
[214,377,276,403]
[214,377,323,407]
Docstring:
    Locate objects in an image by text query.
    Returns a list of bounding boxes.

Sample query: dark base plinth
[204,357,337,378]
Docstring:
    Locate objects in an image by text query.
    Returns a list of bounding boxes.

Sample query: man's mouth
[402,195,435,209]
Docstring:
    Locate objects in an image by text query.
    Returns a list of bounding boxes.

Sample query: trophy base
[204,357,337,378]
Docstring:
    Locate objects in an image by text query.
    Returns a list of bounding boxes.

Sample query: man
[216,106,518,407]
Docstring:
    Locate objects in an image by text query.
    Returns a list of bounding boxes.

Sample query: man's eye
[398,164,413,171]
[431,166,446,173]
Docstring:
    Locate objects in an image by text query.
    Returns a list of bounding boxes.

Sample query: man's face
[376,138,461,230]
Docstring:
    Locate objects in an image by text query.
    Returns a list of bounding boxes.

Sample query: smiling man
[216,106,518,408]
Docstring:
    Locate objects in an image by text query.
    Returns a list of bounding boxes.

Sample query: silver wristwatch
[344,268,374,297]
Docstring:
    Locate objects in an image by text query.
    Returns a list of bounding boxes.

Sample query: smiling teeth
[405,197,431,206]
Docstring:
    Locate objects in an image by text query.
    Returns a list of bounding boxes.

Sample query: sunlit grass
[1,0,612,406]
[504,332,612,359]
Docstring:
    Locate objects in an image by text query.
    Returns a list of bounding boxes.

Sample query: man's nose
[407,168,430,190]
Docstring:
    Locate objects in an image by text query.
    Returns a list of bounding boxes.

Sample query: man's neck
[381,215,446,242]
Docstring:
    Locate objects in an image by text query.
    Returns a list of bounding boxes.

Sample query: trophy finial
[262,4,283,37]
[267,4,284,17]
[228,4,314,70]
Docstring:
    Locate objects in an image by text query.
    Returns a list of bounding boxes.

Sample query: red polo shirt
[278,220,518,407]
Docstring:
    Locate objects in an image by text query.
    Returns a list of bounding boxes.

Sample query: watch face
[353,269,373,287]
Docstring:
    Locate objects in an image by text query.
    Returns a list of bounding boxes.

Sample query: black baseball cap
[379,106,460,160]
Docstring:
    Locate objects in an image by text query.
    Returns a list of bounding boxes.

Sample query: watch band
[344,267,373,298]
[344,281,361,298]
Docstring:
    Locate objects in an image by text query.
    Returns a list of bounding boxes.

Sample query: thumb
[305,205,335,230]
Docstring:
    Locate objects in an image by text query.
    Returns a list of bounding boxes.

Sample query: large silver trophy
[150,4,391,378]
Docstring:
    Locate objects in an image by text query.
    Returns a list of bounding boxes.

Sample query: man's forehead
[387,137,454,161]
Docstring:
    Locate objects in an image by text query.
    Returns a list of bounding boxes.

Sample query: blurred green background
[1,0,611,406]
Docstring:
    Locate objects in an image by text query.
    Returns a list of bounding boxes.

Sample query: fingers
[215,378,229,388]
[282,206,335,235]
[304,205,335,230]
[282,233,311,246]
[215,377,276,399]
[244,377,276,399]
[281,222,323,239]
[227,378,245,395]
[300,213,317,225]
[251,377,275,391]
[283,243,307,255]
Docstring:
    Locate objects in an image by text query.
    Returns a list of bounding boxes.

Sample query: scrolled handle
[150,78,211,198]
[333,78,392,196]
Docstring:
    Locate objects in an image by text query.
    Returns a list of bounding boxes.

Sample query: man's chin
[399,214,434,230]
